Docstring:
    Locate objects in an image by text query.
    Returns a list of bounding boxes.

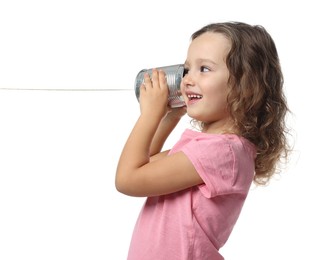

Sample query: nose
[181,72,195,88]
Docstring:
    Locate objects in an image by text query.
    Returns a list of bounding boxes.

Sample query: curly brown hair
[192,22,290,185]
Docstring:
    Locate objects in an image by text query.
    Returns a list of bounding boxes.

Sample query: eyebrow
[184,58,218,66]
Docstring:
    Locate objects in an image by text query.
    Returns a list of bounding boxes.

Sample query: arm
[150,106,186,158]
[115,69,203,197]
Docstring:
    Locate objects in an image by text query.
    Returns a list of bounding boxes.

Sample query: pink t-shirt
[127,129,256,260]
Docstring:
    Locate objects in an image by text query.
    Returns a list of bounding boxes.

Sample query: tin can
[134,64,185,108]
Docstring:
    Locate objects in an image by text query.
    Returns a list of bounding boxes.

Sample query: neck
[201,118,237,135]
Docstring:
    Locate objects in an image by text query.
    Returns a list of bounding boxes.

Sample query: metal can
[134,64,185,108]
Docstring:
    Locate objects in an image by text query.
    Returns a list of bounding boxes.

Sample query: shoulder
[180,131,236,171]
[172,129,230,149]
[176,130,256,196]
[181,129,255,158]
[175,129,248,157]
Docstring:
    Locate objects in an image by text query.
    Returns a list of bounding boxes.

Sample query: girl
[116,22,289,260]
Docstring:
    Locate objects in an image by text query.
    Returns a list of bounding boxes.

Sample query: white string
[0,88,133,91]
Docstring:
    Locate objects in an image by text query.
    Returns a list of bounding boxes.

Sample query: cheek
[208,97,227,112]
[180,83,185,94]
[206,84,228,103]
[205,88,229,113]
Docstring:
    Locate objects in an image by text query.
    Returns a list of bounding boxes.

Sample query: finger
[139,82,146,92]
[151,69,160,89]
[158,70,168,90]
[144,72,152,88]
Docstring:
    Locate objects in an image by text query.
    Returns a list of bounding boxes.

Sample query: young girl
[116,22,289,260]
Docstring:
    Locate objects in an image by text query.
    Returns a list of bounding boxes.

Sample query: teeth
[187,94,203,100]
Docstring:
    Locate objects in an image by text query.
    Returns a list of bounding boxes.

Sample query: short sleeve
[181,137,236,198]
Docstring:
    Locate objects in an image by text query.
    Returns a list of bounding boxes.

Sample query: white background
[0,0,319,259]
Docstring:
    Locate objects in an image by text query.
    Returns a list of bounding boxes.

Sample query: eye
[200,66,210,72]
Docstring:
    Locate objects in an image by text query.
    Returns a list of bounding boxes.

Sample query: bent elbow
[115,176,127,194]
[115,175,135,196]
[115,167,129,194]
[115,174,146,197]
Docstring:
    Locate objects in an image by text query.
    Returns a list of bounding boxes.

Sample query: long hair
[192,22,290,185]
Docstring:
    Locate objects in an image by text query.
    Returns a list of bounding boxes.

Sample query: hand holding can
[134,64,185,108]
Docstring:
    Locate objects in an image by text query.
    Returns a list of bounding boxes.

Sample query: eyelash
[183,68,189,77]
[183,66,210,76]
[200,66,210,72]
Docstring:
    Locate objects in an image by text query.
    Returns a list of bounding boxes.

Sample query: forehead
[187,32,231,63]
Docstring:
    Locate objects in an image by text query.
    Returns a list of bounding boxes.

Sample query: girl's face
[181,32,232,133]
